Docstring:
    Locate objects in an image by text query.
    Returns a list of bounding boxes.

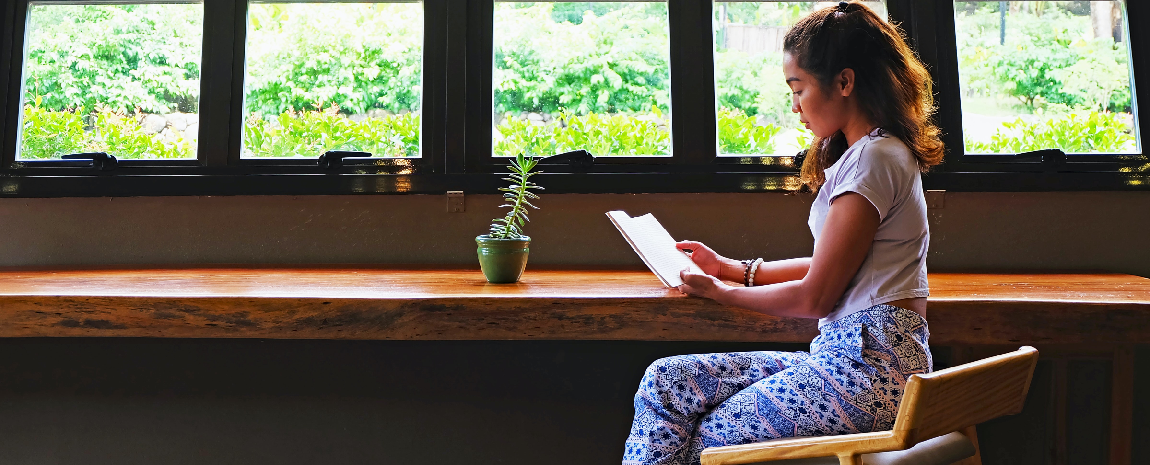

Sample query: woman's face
[783,53,850,138]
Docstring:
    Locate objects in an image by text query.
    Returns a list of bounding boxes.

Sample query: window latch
[538,149,594,168]
[1014,148,1066,169]
[60,152,117,171]
[318,150,372,169]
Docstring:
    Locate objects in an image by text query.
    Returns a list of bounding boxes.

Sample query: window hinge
[318,150,372,169]
[1015,148,1066,170]
[538,149,595,169]
[61,152,117,171]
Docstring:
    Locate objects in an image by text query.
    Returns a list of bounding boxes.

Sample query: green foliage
[19,102,88,158]
[713,52,794,125]
[989,35,1079,110]
[493,3,670,115]
[243,3,422,116]
[93,110,194,159]
[243,107,420,158]
[717,108,781,154]
[493,109,670,157]
[24,4,203,114]
[964,111,1135,154]
[956,4,1132,112]
[19,103,193,160]
[21,104,419,160]
[1051,38,1132,113]
[489,153,543,239]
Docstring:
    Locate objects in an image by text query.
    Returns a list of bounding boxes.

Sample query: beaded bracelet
[741,259,753,287]
[747,258,764,287]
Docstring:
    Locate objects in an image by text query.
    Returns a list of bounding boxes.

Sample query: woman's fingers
[679,269,714,297]
[678,269,693,294]
[676,240,706,252]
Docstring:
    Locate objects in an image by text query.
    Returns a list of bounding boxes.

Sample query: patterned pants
[622,304,932,465]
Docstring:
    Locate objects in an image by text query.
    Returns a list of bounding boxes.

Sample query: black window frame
[0,0,1144,197]
[926,0,1149,190]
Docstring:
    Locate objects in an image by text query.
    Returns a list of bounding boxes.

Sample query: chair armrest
[700,431,908,465]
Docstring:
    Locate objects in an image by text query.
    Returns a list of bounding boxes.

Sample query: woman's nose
[791,97,801,113]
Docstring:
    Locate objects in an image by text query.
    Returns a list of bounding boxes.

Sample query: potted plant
[476,153,543,283]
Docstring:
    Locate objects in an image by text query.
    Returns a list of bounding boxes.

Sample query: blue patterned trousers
[622,305,932,465]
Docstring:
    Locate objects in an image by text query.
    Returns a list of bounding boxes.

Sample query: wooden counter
[0,267,1147,344]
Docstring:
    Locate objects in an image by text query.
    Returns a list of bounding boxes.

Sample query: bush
[493,3,671,116]
[492,107,791,157]
[713,51,795,128]
[24,4,203,114]
[989,35,1079,110]
[717,108,781,154]
[964,111,1135,154]
[493,109,670,157]
[1051,38,1132,113]
[19,103,87,159]
[243,3,422,116]
[243,107,420,158]
[956,4,1131,113]
[19,102,194,159]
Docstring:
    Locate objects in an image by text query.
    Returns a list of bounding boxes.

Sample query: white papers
[606,211,703,287]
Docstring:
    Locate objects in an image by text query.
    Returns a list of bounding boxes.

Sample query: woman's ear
[837,68,855,97]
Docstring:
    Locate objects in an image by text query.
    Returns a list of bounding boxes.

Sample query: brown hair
[783,1,944,192]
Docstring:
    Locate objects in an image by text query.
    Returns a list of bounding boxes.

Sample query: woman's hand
[675,240,729,278]
[678,269,732,301]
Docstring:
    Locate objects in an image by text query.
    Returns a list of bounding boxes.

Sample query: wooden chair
[700,346,1039,465]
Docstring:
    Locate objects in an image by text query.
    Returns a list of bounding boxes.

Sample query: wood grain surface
[0,267,1146,343]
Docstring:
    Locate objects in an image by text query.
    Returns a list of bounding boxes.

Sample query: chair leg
[837,454,862,465]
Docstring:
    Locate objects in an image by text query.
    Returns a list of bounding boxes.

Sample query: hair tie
[836,1,850,12]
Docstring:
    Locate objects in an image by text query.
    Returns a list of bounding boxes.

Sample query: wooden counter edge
[1,295,1148,343]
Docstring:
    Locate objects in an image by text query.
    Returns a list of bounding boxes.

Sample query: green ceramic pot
[476,235,531,283]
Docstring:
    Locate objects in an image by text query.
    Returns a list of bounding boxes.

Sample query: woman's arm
[674,245,810,285]
[678,192,879,320]
[749,258,811,286]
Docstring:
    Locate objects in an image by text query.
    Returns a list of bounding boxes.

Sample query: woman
[622,2,945,464]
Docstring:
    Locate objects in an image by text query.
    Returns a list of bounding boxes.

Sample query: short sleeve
[827,138,912,222]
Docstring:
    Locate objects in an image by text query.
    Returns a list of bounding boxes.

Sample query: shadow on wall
[0,192,1145,276]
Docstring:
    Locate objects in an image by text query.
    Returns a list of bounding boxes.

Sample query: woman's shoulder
[858,133,917,175]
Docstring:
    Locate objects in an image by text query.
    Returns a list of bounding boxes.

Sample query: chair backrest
[892,346,1039,444]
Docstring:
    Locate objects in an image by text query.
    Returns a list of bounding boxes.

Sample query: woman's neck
[839,96,877,146]
[842,117,877,147]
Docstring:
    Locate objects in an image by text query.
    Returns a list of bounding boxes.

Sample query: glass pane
[242,2,423,158]
[492,2,671,157]
[18,2,204,160]
[955,1,1138,154]
[713,1,885,157]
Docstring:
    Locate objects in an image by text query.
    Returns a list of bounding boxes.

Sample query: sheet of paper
[607,211,703,287]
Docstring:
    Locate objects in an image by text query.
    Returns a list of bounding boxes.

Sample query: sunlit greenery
[964,111,1135,154]
[955,1,1136,153]
[16,1,1140,160]
[20,100,195,160]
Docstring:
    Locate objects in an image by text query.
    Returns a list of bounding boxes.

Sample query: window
[241,1,423,159]
[491,1,671,157]
[0,0,1146,195]
[953,0,1139,155]
[17,1,204,160]
[711,1,884,157]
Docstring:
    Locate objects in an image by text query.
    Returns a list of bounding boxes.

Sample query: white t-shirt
[807,129,930,327]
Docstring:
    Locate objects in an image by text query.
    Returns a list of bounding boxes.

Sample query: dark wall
[1,192,1148,274]
[0,191,1146,464]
